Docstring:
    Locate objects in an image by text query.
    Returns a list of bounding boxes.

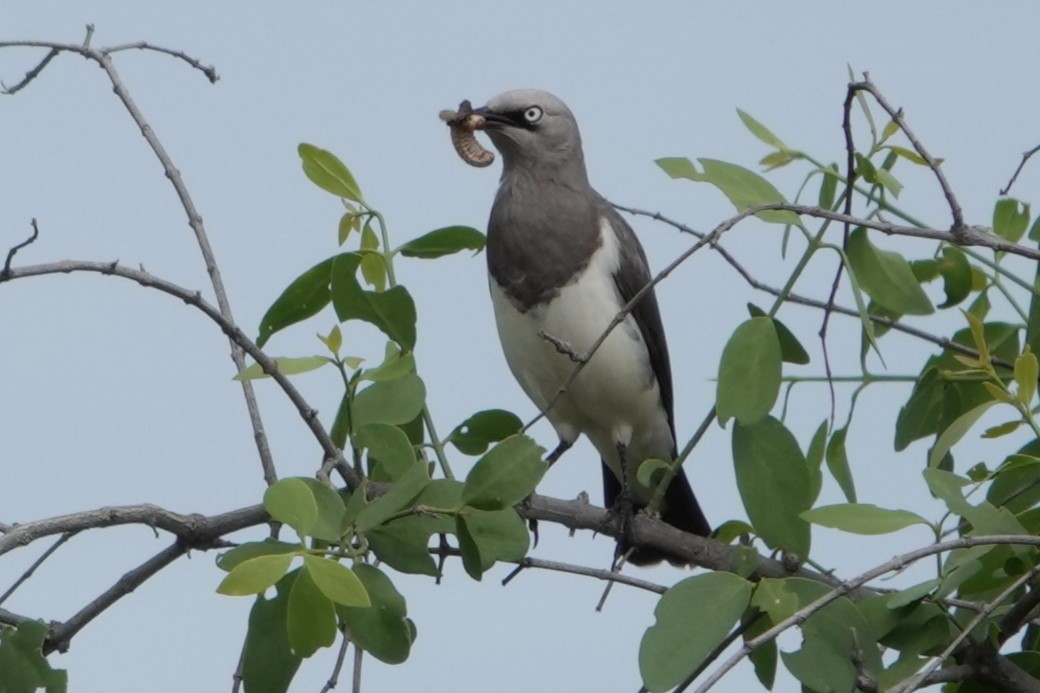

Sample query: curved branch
[0,260,358,489]
[0,31,273,486]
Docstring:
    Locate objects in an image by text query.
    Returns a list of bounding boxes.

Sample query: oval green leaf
[447,409,524,456]
[461,434,547,510]
[264,478,318,537]
[335,564,413,664]
[847,227,934,316]
[801,503,929,535]
[286,565,336,658]
[257,257,334,348]
[303,556,370,607]
[397,226,486,259]
[639,572,753,692]
[732,416,812,557]
[217,553,294,596]
[351,374,426,433]
[331,253,417,351]
[717,317,782,426]
[298,143,362,202]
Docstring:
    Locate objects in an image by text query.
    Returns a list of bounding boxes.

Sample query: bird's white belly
[489,219,673,500]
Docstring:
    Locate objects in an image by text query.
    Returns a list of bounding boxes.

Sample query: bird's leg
[545,439,573,467]
[529,439,575,544]
[611,441,636,564]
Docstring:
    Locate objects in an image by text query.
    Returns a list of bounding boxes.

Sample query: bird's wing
[596,196,676,451]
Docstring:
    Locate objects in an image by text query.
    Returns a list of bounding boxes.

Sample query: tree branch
[0,260,359,489]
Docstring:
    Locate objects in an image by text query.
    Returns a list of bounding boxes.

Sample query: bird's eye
[523,106,544,124]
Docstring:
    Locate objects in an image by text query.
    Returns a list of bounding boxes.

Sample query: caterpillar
[439,99,494,168]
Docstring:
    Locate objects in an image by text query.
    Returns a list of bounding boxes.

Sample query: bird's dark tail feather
[602,462,710,567]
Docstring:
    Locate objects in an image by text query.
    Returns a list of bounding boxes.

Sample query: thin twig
[501,556,666,594]
[2,218,39,276]
[1,260,358,489]
[1000,144,1040,196]
[319,628,351,692]
[0,32,275,487]
[694,535,1040,692]
[0,531,77,605]
[44,541,186,654]
[890,563,1040,693]
[849,75,964,231]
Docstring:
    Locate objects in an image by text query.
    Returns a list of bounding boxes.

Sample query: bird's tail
[602,462,710,566]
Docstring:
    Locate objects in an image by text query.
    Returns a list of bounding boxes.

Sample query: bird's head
[473,89,587,177]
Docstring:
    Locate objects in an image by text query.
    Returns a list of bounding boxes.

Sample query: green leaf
[732,416,812,557]
[217,553,294,596]
[217,541,301,572]
[359,243,387,292]
[751,578,800,623]
[747,304,809,364]
[368,512,451,577]
[240,575,301,693]
[928,401,998,468]
[847,227,934,315]
[656,157,801,226]
[874,168,903,198]
[736,109,787,150]
[331,253,417,351]
[397,226,486,259]
[461,435,547,510]
[886,145,929,166]
[338,211,361,246]
[730,544,760,578]
[353,461,430,533]
[745,619,778,690]
[456,508,530,579]
[637,459,671,489]
[818,165,839,209]
[336,564,413,664]
[712,519,754,545]
[717,317,782,426]
[447,409,523,455]
[887,578,942,609]
[936,246,973,308]
[264,478,318,537]
[0,620,67,693]
[359,345,416,383]
[351,374,426,433]
[303,556,370,607]
[805,420,828,505]
[329,391,351,449]
[357,423,416,480]
[257,257,334,348]
[297,479,347,542]
[234,356,330,381]
[298,143,362,202]
[993,198,1030,243]
[319,325,342,355]
[825,427,857,503]
[639,573,753,692]
[286,566,336,658]
[802,503,929,535]
[781,596,881,693]
[1015,349,1038,405]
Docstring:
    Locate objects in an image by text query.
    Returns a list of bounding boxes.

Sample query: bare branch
[44,542,187,654]
[319,628,352,693]
[0,31,274,487]
[2,218,39,276]
[694,535,1040,692]
[501,555,666,595]
[1001,143,1040,196]
[0,531,77,605]
[0,260,359,489]
[891,564,1040,693]
[849,74,965,231]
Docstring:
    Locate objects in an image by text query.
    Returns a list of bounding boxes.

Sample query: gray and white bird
[472,89,710,565]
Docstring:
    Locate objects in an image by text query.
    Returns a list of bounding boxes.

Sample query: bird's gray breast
[486,178,602,310]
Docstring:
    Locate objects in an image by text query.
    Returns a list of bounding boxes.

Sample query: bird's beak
[471,106,509,129]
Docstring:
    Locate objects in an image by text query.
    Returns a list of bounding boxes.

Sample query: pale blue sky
[3,3,1040,691]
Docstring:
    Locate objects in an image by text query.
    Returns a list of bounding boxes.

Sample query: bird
[471,88,711,565]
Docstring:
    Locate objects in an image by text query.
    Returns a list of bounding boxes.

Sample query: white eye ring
[523,106,544,124]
